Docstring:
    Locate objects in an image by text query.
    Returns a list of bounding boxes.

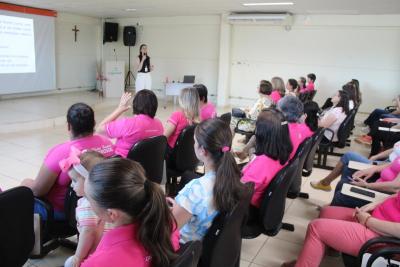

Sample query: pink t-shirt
[270,91,282,104]
[377,157,400,183]
[44,135,114,212]
[288,123,313,159]
[81,224,180,267]
[372,193,400,223]
[305,81,315,92]
[167,111,190,148]
[241,155,286,207]
[106,114,164,158]
[200,103,217,121]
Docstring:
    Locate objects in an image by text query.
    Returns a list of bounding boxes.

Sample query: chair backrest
[299,92,310,103]
[171,125,199,172]
[303,128,326,175]
[127,135,167,183]
[336,109,357,147]
[0,187,34,267]
[309,90,317,100]
[288,137,313,195]
[219,113,231,126]
[64,186,80,229]
[259,158,300,236]
[170,241,202,267]
[199,183,254,267]
[349,105,359,130]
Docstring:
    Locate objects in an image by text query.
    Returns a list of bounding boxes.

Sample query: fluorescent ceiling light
[125,8,137,11]
[243,2,294,6]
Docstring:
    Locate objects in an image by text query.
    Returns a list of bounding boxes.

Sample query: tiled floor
[0,91,371,267]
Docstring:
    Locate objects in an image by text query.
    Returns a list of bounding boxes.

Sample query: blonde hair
[271,77,286,97]
[178,87,200,124]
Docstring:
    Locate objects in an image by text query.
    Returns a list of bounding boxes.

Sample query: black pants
[369,121,400,156]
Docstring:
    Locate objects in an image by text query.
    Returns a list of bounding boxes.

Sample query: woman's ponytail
[136,180,177,267]
[88,159,176,267]
[195,119,246,214]
[214,148,244,214]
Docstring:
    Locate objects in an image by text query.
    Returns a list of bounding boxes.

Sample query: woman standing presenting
[135,44,153,92]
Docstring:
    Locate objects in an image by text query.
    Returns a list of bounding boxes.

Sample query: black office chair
[349,105,359,132]
[242,158,300,238]
[309,90,317,101]
[342,236,400,267]
[317,109,357,170]
[198,183,254,267]
[0,187,34,267]
[287,137,313,199]
[302,128,325,177]
[166,125,199,196]
[170,241,202,267]
[299,92,311,103]
[234,118,256,143]
[127,135,167,184]
[32,186,79,258]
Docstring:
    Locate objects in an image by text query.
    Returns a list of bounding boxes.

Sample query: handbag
[232,108,246,118]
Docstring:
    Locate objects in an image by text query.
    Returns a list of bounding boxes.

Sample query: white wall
[101,16,220,98]
[55,13,100,90]
[52,13,400,113]
[229,15,400,112]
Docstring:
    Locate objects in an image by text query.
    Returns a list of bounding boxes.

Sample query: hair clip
[281,121,288,126]
[222,146,231,153]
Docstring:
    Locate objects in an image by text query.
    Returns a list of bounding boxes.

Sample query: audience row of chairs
[2,103,399,266]
[3,165,399,267]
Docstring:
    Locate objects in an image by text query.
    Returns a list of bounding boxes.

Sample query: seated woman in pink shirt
[241,108,293,208]
[97,90,163,158]
[194,84,217,121]
[164,87,200,151]
[270,76,286,104]
[277,96,314,159]
[81,158,179,267]
[21,103,114,221]
[283,193,400,267]
[305,73,316,92]
[329,156,400,208]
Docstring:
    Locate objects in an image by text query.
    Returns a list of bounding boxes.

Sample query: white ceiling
[4,0,400,18]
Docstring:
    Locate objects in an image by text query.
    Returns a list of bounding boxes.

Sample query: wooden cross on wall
[72,25,79,42]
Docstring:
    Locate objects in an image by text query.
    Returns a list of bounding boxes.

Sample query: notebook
[341,183,390,203]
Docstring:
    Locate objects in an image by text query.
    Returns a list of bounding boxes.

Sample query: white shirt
[349,100,354,110]
[322,107,346,142]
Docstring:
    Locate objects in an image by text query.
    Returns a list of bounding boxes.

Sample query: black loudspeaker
[103,22,118,43]
[123,26,136,46]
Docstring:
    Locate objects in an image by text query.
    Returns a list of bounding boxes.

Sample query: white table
[165,82,194,105]
[165,82,194,96]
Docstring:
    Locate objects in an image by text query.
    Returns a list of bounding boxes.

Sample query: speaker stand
[124,45,135,92]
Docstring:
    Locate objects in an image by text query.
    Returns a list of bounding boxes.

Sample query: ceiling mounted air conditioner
[227,12,293,28]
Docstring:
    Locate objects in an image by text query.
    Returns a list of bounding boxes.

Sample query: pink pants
[295,206,380,267]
